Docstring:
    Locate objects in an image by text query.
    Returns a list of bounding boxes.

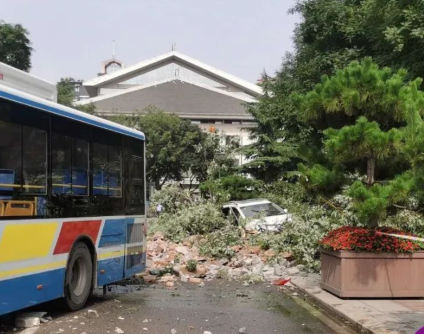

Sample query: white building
[76,51,262,166]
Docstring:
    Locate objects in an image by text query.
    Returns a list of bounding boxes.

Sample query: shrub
[185,260,197,272]
[150,184,194,215]
[321,226,422,253]
[200,175,263,202]
[153,201,227,243]
[383,210,424,237]
[199,224,241,259]
[261,203,346,272]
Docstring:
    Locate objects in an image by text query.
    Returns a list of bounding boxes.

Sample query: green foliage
[348,173,414,228]
[112,109,207,189]
[294,58,424,227]
[295,58,407,130]
[185,260,197,272]
[256,202,345,272]
[57,78,97,114]
[297,164,344,195]
[348,182,391,228]
[0,21,32,71]
[152,201,227,243]
[150,184,193,215]
[57,78,75,107]
[198,224,241,260]
[384,210,424,237]
[243,66,308,182]
[324,117,401,164]
[203,132,240,181]
[200,175,263,202]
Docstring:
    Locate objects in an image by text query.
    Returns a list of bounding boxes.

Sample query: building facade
[76,51,262,166]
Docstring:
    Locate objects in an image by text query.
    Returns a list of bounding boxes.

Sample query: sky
[0,0,299,84]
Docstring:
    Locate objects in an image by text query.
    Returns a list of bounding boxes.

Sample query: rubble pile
[138,233,311,286]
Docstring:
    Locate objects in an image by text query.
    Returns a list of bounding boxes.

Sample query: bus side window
[0,119,21,199]
[93,143,108,196]
[52,133,72,195]
[72,138,89,196]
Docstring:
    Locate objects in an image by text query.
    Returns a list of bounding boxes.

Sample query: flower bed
[320,227,424,297]
[320,226,422,253]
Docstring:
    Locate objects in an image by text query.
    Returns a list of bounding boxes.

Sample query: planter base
[320,249,424,298]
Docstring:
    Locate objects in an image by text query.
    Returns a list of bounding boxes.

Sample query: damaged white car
[222,199,292,233]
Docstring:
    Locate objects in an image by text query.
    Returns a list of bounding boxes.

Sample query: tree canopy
[111,109,233,190]
[245,0,424,183]
[0,21,32,71]
[56,78,96,115]
[296,59,424,228]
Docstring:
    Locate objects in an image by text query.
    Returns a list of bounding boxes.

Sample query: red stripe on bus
[53,220,102,255]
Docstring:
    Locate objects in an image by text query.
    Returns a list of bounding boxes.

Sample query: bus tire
[63,242,93,311]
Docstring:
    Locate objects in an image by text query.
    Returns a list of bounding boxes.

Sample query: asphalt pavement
[1,280,345,334]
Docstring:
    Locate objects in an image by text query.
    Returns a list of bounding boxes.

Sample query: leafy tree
[200,175,262,202]
[57,78,75,107]
[112,109,213,189]
[0,21,32,71]
[187,130,239,188]
[246,0,424,182]
[56,78,96,114]
[243,60,309,182]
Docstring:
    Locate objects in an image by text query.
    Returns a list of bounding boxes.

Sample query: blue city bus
[0,62,147,315]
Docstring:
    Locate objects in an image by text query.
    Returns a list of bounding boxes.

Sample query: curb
[289,279,375,334]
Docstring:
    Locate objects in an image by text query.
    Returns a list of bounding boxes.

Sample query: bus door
[124,218,145,277]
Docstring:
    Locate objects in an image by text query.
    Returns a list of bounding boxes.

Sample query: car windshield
[240,203,285,218]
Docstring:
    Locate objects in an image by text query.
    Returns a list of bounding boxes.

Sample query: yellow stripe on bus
[0,260,66,279]
[0,223,58,263]
[98,250,125,260]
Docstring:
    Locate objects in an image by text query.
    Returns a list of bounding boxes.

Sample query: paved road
[1,280,345,334]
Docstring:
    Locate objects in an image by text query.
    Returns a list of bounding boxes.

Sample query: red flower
[320,226,422,253]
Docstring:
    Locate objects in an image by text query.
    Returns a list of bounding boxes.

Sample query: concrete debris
[203,332,212,334]
[171,329,177,334]
[142,319,149,323]
[144,232,299,287]
[87,310,99,319]
[239,327,247,333]
[15,317,40,329]
[286,267,300,276]
[114,327,124,334]
[15,312,49,328]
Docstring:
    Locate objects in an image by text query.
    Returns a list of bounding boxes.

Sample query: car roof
[223,199,271,207]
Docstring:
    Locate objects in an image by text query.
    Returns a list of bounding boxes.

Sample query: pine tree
[296,58,424,228]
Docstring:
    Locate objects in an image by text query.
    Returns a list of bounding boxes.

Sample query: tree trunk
[367,156,375,186]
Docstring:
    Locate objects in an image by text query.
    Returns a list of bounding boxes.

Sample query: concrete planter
[320,249,424,298]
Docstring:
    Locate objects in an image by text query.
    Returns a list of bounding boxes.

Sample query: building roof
[78,77,257,105]
[0,83,145,140]
[76,78,256,119]
[83,51,263,97]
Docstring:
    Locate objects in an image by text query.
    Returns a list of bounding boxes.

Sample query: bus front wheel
[63,242,93,311]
